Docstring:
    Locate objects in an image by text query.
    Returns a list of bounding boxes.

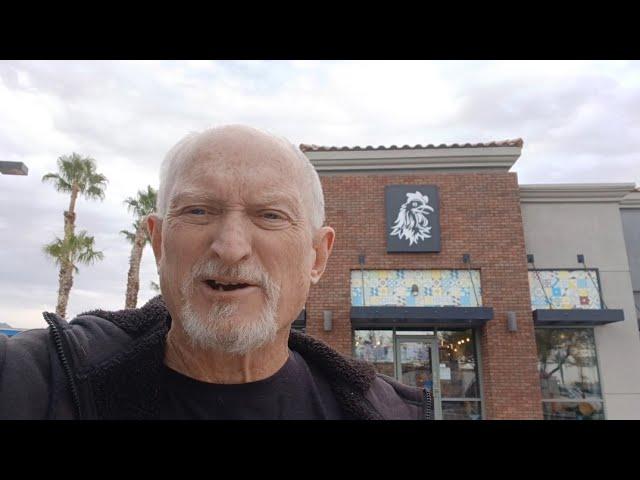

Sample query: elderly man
[0,125,430,419]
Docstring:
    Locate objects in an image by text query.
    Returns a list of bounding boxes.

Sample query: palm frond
[41,173,72,193]
[124,185,157,220]
[120,228,137,244]
[44,153,108,201]
[85,184,106,200]
[42,230,104,272]
[42,237,66,266]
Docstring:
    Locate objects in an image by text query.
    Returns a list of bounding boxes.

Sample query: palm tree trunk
[57,184,78,317]
[56,259,74,318]
[64,185,79,239]
[124,224,147,309]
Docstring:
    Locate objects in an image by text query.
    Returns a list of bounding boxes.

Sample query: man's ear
[146,214,163,266]
[310,226,335,285]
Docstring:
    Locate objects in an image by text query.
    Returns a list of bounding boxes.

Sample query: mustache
[186,259,272,291]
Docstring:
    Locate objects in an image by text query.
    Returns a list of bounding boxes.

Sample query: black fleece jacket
[0,296,432,420]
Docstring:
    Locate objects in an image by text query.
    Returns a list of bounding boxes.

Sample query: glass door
[394,336,442,420]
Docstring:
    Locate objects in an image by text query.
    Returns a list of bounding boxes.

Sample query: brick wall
[306,171,543,419]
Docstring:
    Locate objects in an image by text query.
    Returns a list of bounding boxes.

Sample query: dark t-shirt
[158,349,344,419]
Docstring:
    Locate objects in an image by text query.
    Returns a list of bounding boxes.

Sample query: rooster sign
[386,185,440,252]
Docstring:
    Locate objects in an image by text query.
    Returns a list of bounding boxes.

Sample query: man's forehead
[167,126,310,212]
[171,186,300,207]
[192,127,297,167]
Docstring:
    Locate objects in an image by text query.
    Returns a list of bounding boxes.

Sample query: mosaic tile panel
[528,270,602,310]
[350,269,482,307]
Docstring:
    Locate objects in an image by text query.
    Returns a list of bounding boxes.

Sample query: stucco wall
[621,209,640,291]
[521,201,640,419]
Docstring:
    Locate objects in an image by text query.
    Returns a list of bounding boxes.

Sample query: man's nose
[207,211,252,264]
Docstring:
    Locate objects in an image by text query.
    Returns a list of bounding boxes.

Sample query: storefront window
[535,328,604,420]
[542,402,605,420]
[441,401,482,420]
[353,330,394,377]
[353,328,482,419]
[437,329,481,419]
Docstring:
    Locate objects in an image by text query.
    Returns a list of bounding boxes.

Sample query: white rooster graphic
[390,191,435,246]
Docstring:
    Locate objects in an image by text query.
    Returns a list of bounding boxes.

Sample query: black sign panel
[385,185,440,252]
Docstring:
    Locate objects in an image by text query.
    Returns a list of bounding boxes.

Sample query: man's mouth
[204,279,254,292]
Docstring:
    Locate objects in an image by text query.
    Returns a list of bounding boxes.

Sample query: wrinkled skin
[147,125,335,383]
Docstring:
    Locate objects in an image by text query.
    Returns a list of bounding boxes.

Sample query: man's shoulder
[61,295,170,369]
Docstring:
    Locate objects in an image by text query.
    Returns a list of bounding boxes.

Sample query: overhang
[532,309,624,326]
[301,141,523,174]
[519,183,636,204]
[350,306,493,328]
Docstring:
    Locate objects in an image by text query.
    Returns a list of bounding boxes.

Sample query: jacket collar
[77,296,379,419]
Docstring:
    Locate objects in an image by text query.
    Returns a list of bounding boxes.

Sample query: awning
[532,309,624,327]
[350,306,493,328]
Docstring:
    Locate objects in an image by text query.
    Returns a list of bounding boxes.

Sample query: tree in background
[42,153,108,318]
[43,231,104,316]
[121,185,157,309]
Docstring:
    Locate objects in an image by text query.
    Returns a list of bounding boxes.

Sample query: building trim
[620,191,640,209]
[519,183,636,204]
[304,147,522,173]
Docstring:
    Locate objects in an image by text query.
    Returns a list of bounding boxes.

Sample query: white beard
[178,260,281,355]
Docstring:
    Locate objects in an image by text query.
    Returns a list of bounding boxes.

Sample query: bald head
[157,125,325,230]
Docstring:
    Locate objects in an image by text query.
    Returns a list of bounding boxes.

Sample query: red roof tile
[299,138,524,152]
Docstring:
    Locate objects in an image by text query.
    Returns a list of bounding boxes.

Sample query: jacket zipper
[423,388,433,420]
[43,312,82,419]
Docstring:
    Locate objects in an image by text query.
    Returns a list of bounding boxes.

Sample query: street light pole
[0,161,28,176]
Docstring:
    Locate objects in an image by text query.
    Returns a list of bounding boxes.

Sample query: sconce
[507,311,517,332]
[323,310,333,332]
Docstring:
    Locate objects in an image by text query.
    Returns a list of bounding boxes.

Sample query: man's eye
[187,208,206,215]
[262,212,283,220]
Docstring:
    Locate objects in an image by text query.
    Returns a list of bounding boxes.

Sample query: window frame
[534,325,606,419]
[353,326,484,419]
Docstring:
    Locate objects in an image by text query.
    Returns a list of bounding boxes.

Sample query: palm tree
[42,153,108,318]
[121,185,157,309]
[43,231,104,318]
[42,153,108,238]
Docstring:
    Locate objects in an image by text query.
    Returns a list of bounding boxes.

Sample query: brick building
[298,140,640,420]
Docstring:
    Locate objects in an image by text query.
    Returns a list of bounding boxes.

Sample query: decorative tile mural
[350,269,482,307]
[528,270,601,310]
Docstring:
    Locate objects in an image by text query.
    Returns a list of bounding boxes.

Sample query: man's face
[148,129,333,354]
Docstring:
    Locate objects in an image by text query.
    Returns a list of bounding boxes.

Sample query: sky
[1,60,639,329]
